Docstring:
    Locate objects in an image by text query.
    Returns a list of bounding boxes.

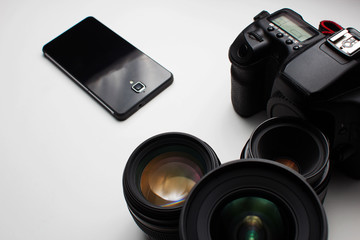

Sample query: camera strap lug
[319,20,343,35]
[253,10,270,21]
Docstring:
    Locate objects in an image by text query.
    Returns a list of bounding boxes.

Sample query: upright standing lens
[241,117,330,201]
[180,159,328,240]
[123,132,220,240]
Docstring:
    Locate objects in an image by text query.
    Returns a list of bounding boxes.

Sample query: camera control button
[267,26,275,31]
[249,31,263,42]
[276,33,284,38]
[293,45,300,50]
[286,39,293,45]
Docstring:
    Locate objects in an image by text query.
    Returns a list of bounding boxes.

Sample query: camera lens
[215,197,285,239]
[140,150,203,207]
[241,117,330,201]
[123,132,220,240]
[180,159,328,240]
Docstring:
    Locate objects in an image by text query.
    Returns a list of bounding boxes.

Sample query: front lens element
[123,132,220,240]
[275,158,299,172]
[239,215,264,240]
[140,152,203,207]
[242,117,330,201]
[213,197,285,240]
[180,159,328,240]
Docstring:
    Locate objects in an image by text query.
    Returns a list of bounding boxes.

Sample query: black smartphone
[43,17,173,120]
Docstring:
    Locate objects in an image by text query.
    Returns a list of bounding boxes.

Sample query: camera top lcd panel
[269,12,315,42]
[43,17,173,120]
[229,9,323,68]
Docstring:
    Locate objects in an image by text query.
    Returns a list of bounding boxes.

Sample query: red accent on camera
[319,20,343,35]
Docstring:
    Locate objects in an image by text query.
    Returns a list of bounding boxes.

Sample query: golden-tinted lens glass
[275,158,300,172]
[239,215,264,240]
[140,151,203,207]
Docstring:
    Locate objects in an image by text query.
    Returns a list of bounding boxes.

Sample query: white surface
[1,0,360,239]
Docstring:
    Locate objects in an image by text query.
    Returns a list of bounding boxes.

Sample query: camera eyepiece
[180,159,328,240]
[241,117,330,201]
[123,132,220,240]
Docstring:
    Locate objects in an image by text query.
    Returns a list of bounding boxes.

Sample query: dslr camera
[229,8,360,178]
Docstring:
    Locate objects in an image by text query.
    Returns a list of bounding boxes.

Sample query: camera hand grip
[231,56,279,117]
[231,62,266,117]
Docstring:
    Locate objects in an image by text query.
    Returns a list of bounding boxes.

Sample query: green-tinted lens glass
[215,197,286,240]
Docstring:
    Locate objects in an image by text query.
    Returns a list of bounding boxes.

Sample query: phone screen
[43,17,173,120]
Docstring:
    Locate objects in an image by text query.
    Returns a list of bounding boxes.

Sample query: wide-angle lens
[180,159,328,240]
[241,117,330,201]
[123,132,220,240]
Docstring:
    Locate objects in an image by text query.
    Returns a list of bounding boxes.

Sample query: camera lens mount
[123,132,220,240]
[180,159,328,240]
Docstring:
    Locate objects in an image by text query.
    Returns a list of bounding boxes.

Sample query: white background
[1,0,360,239]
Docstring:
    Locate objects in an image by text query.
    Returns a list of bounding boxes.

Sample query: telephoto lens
[123,132,220,240]
[180,159,328,240]
[241,117,330,201]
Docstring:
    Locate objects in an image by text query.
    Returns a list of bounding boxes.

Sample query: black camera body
[230,8,360,177]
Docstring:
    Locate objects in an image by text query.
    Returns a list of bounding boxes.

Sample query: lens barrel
[241,117,330,201]
[123,132,220,240]
[180,159,328,240]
